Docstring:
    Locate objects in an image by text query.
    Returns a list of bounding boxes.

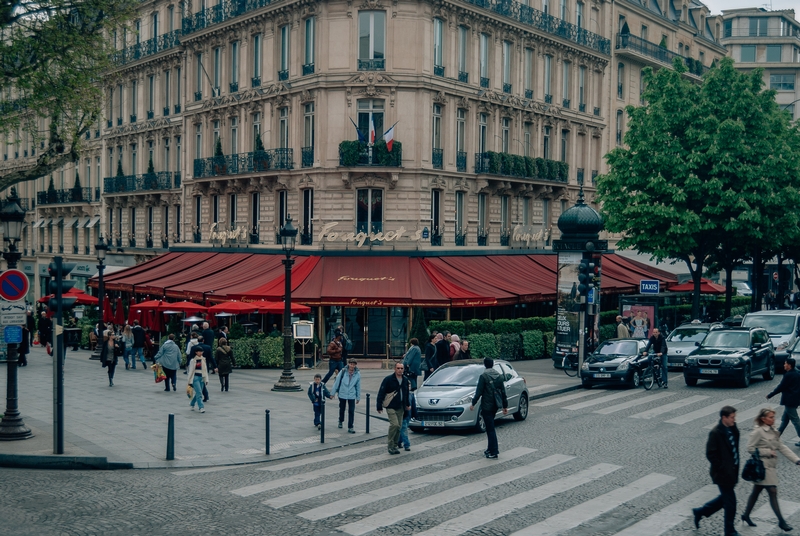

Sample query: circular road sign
[774,271,779,281]
[0,269,29,302]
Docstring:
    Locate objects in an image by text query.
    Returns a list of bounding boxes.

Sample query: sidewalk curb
[528,383,582,401]
[0,454,133,471]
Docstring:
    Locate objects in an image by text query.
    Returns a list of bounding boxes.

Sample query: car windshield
[425,365,482,387]
[702,332,750,348]
[667,328,708,343]
[590,341,638,362]
[742,315,796,335]
[735,282,752,291]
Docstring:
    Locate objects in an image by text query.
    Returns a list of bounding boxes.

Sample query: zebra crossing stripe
[413,463,621,536]
[526,384,558,395]
[231,436,461,497]
[337,453,574,536]
[628,395,709,420]
[612,485,718,536]
[749,500,800,536]
[265,443,489,508]
[531,390,603,407]
[509,473,675,536]
[704,404,764,430]
[592,392,674,415]
[257,444,380,472]
[561,390,640,411]
[299,446,536,521]
[664,398,743,425]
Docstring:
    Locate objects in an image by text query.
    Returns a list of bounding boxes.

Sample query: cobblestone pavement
[5,364,800,535]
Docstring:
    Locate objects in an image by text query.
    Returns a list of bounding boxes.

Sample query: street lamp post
[272,215,301,392]
[90,237,109,361]
[0,188,32,440]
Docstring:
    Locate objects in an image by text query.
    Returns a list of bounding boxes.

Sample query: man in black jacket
[643,327,669,388]
[131,320,147,369]
[693,405,740,536]
[767,357,800,446]
[377,363,410,455]
[470,358,508,459]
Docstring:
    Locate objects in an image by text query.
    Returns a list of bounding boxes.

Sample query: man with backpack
[469,358,508,459]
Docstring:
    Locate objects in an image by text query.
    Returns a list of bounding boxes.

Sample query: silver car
[666,322,722,370]
[410,360,529,433]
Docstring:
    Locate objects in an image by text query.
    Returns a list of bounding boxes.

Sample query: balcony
[477,231,488,247]
[163,106,170,116]
[544,94,552,104]
[358,58,385,71]
[194,91,202,102]
[432,148,443,170]
[525,89,533,99]
[193,230,202,244]
[147,110,154,120]
[72,245,79,255]
[455,229,466,246]
[37,187,98,205]
[457,151,467,172]
[193,149,294,178]
[500,231,510,246]
[251,76,261,88]
[230,82,239,93]
[458,71,469,83]
[594,107,601,116]
[503,83,512,94]
[174,104,181,114]
[579,103,586,112]
[303,63,315,76]
[278,69,289,81]
[434,65,445,77]
[615,34,709,77]
[117,117,122,126]
[161,239,169,249]
[1,198,31,211]
[723,28,800,39]
[563,98,570,108]
[111,30,182,66]
[182,0,274,35]
[430,228,443,247]
[300,224,313,246]
[104,172,180,193]
[480,77,490,88]
[338,141,402,167]
[301,146,314,168]
[130,114,137,123]
[249,226,260,244]
[475,151,568,182]
[84,246,90,255]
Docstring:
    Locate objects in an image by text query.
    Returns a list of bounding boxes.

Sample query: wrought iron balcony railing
[434,65,445,77]
[594,107,601,116]
[103,172,181,193]
[615,34,709,76]
[249,227,260,244]
[193,149,294,178]
[147,110,154,119]
[278,69,289,81]
[112,30,182,66]
[182,0,274,35]
[303,63,315,75]
[358,58,385,71]
[579,103,586,112]
[432,148,443,170]
[230,82,239,93]
[37,187,98,205]
[525,89,533,99]
[251,76,261,87]
[475,151,568,182]
[194,91,202,101]
[301,146,314,168]
[544,94,552,103]
[174,104,181,114]
[458,71,469,83]
[563,98,570,108]
[455,230,466,246]
[300,224,313,246]
[456,151,467,172]
[503,83,512,93]
[163,106,170,116]
[480,77,490,88]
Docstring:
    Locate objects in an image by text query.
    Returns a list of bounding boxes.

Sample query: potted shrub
[145,157,158,189]
[71,171,82,202]
[213,138,227,175]
[253,133,269,171]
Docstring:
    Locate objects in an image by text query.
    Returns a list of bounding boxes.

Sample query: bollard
[166,414,175,461]
[320,397,325,444]
[265,409,270,455]
[366,393,370,434]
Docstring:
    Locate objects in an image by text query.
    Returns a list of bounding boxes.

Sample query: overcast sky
[701,0,798,16]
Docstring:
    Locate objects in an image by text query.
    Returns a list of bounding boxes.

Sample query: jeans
[482,409,499,455]
[322,359,344,383]
[399,413,410,448]
[698,485,737,535]
[219,373,229,391]
[162,367,177,391]
[779,405,800,437]
[338,398,356,429]
[313,403,322,426]
[661,353,668,386]
[190,375,205,410]
[131,347,145,368]
[107,360,117,383]
[386,408,404,451]
[123,348,132,367]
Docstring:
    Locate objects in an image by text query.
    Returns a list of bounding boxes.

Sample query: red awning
[207,256,292,302]
[667,278,725,294]
[93,252,184,291]
[231,256,321,301]
[135,253,248,295]
[98,252,213,293]
[420,258,518,306]
[164,254,265,300]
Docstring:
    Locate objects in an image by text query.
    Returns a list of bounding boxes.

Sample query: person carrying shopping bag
[187,346,209,413]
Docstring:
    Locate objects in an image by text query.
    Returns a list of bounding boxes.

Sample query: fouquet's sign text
[317,222,424,247]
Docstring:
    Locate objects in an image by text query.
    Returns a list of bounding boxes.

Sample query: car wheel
[475,412,486,433]
[739,364,752,388]
[631,370,641,388]
[763,358,775,381]
[513,395,529,421]
[581,380,593,389]
[685,377,698,387]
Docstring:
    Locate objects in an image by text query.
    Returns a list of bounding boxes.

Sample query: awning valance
[32,219,46,228]
[76,217,91,228]
[86,216,101,228]
[63,217,78,228]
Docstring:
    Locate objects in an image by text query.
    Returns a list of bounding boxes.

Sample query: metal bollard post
[366,393,370,434]
[265,410,270,455]
[320,397,325,444]
[166,414,175,461]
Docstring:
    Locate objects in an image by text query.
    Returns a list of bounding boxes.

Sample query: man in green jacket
[470,358,508,459]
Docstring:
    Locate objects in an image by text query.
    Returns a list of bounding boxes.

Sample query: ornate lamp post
[0,188,32,440]
[272,215,301,391]
[90,236,109,360]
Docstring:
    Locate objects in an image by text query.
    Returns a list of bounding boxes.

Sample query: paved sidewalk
[0,346,579,469]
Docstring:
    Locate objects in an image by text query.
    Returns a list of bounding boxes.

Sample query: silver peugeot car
[409,360,529,433]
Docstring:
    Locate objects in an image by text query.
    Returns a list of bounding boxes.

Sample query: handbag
[186,384,194,399]
[154,364,166,383]
[742,449,766,482]
[382,390,397,408]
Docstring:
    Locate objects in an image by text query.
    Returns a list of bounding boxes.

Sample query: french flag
[369,115,376,144]
[383,122,397,152]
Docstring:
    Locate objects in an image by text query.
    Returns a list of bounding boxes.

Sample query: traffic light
[592,262,602,290]
[577,259,594,296]
[48,260,77,311]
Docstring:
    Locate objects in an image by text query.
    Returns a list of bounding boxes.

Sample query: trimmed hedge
[493,318,521,334]
[257,337,286,368]
[469,333,499,359]
[483,151,568,182]
[496,333,521,360]
[428,321,466,336]
[522,330,545,359]
[544,331,555,358]
[231,338,257,368]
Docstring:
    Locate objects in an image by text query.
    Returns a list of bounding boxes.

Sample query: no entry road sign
[0,270,29,302]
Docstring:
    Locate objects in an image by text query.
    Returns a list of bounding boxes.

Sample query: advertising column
[555,252,582,362]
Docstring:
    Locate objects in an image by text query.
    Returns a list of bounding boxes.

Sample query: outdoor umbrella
[127,298,141,325]
[134,299,165,310]
[114,297,125,325]
[251,300,311,314]
[162,301,207,314]
[37,287,99,305]
[103,298,115,324]
[667,278,726,295]
[207,301,258,315]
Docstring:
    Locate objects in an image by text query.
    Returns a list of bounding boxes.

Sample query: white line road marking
[612,485,718,536]
[298,447,535,520]
[413,463,622,536]
[750,499,800,536]
[593,392,674,415]
[664,398,743,425]
[337,454,574,536]
[629,395,709,420]
[531,390,604,407]
[562,390,640,411]
[526,384,558,395]
[704,404,764,429]
[510,473,675,536]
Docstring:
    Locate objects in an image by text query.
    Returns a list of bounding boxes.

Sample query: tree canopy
[0,0,136,189]
[596,57,800,319]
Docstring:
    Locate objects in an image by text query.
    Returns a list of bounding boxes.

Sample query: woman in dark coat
[215,338,234,392]
[18,325,29,366]
[100,330,123,387]
[424,334,438,380]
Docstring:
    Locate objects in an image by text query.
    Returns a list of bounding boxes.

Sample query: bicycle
[562,353,579,377]
[641,353,665,391]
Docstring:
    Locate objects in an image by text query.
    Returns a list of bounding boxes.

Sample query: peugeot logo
[429,399,440,405]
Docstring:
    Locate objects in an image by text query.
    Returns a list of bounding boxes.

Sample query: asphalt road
[5,370,800,536]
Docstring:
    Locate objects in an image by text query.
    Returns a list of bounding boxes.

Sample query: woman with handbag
[215,338,234,392]
[741,407,800,531]
[187,346,209,413]
[99,330,121,387]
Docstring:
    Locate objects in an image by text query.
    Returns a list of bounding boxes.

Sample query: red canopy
[128,298,141,325]
[231,256,321,301]
[114,297,125,325]
[134,299,164,310]
[38,287,99,305]
[667,278,726,294]
[161,301,207,313]
[207,301,258,315]
[251,300,312,314]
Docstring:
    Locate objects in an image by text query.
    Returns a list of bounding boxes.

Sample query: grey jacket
[154,339,181,370]
[403,345,422,377]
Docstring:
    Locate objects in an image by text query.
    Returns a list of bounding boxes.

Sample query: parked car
[733,281,753,297]
[579,339,649,388]
[683,327,775,388]
[665,321,722,370]
[410,360,528,433]
[741,310,800,370]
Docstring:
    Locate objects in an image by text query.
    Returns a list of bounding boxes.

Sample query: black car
[580,339,649,388]
[683,327,775,388]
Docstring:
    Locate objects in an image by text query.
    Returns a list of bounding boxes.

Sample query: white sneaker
[199,408,205,413]
[191,406,195,411]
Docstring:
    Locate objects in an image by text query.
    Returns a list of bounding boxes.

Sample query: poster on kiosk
[555,252,582,362]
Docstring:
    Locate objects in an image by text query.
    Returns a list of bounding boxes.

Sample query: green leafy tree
[0,0,137,189]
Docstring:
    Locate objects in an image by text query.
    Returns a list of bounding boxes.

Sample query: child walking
[308,374,333,430]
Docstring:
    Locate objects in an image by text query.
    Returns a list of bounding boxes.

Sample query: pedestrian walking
[131,320,147,369]
[187,346,208,413]
[196,336,216,402]
[120,324,134,370]
[39,312,51,355]
[215,338,234,392]
[435,332,450,366]
[766,357,800,445]
[26,311,35,347]
[449,334,461,360]
[153,333,181,392]
[19,324,29,366]
[337,324,352,362]
[332,359,361,433]
[643,327,668,388]
[469,358,508,459]
[99,330,122,387]
[692,405,740,536]
[402,338,421,390]
[398,390,416,452]
[308,374,333,429]
[377,363,411,455]
[740,408,800,531]
[616,315,630,338]
[424,333,438,380]
[322,331,344,384]
[184,332,199,374]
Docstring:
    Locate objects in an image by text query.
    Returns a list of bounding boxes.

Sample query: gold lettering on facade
[338,276,397,282]
[316,222,417,246]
